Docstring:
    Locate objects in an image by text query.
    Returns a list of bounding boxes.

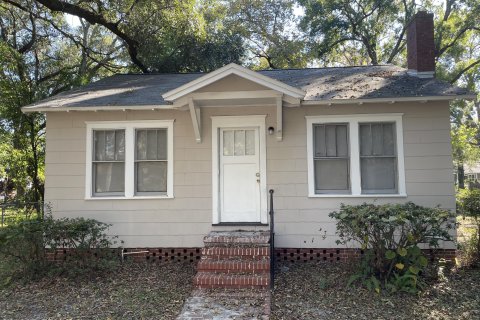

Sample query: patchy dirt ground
[271,262,480,320]
[0,262,195,320]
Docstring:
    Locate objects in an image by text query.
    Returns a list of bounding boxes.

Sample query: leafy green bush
[329,202,456,293]
[457,189,480,266]
[0,211,121,283]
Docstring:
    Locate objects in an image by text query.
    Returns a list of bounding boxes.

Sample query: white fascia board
[21,105,175,113]
[301,94,477,106]
[162,63,306,101]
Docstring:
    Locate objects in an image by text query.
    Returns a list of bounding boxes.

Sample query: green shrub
[457,189,480,266]
[329,202,456,293]
[0,210,121,283]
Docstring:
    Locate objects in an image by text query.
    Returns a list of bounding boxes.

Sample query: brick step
[203,231,270,247]
[194,272,269,289]
[197,260,270,273]
[201,247,270,259]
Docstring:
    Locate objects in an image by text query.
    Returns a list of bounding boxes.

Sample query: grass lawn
[271,262,480,320]
[0,262,195,320]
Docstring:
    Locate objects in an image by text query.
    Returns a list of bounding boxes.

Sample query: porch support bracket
[276,94,283,141]
[188,98,202,143]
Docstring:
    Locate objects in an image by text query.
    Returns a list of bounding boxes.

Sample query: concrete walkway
[177,289,271,320]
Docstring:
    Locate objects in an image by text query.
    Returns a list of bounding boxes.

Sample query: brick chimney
[407,11,435,78]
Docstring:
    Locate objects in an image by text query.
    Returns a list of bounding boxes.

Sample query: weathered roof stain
[24,65,472,110]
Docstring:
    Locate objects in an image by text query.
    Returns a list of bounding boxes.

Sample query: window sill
[85,195,174,200]
[308,194,407,198]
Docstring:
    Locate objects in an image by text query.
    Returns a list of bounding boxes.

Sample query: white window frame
[85,120,174,200]
[306,113,406,198]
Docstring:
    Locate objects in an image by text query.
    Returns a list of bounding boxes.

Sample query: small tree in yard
[457,189,480,266]
[329,202,456,294]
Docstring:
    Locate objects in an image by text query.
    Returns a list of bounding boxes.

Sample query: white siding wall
[45,101,456,248]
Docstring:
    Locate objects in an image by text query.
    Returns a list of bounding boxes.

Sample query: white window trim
[211,115,268,224]
[85,120,174,200]
[306,113,406,198]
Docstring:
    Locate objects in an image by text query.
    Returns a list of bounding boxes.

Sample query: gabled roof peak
[162,63,306,102]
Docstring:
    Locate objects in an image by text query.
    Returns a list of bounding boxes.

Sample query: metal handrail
[269,189,275,291]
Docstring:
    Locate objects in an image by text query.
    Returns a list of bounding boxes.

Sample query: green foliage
[451,124,480,167]
[329,202,456,293]
[0,210,120,282]
[298,0,413,65]
[224,0,310,69]
[457,189,480,266]
[457,189,480,219]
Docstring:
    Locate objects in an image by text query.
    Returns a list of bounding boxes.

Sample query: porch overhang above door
[161,63,306,143]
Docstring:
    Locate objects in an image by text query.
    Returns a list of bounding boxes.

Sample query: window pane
[359,124,372,156]
[245,130,255,155]
[234,130,245,156]
[147,130,157,160]
[94,131,105,161]
[383,123,395,156]
[104,131,116,161]
[372,124,383,156]
[157,129,168,160]
[361,158,396,193]
[94,162,124,193]
[136,130,147,160]
[336,125,348,157]
[136,162,167,193]
[223,130,233,156]
[314,159,349,191]
[325,125,337,156]
[114,130,125,161]
[314,125,326,157]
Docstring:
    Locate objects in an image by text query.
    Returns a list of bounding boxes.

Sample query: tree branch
[450,59,480,84]
[24,0,149,72]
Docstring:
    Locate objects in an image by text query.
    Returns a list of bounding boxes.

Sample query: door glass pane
[234,130,245,156]
[136,130,147,160]
[223,130,234,156]
[94,131,105,161]
[314,125,326,157]
[94,162,125,193]
[136,162,167,192]
[314,159,349,191]
[245,130,255,155]
[157,129,168,160]
[361,158,396,192]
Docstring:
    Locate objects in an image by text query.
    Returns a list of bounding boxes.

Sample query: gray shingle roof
[23,65,474,111]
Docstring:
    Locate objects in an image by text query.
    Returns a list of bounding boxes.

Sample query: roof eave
[21,104,175,113]
[301,94,477,106]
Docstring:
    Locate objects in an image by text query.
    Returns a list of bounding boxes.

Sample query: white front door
[219,128,261,222]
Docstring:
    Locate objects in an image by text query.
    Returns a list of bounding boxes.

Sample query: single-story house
[23,12,475,264]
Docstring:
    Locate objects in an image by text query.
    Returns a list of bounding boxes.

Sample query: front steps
[194,231,271,289]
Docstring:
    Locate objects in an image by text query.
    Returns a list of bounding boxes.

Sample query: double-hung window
[86,121,174,199]
[93,130,125,196]
[307,114,406,197]
[313,123,350,193]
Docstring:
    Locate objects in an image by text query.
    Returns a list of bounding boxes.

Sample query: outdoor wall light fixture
[268,127,275,135]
